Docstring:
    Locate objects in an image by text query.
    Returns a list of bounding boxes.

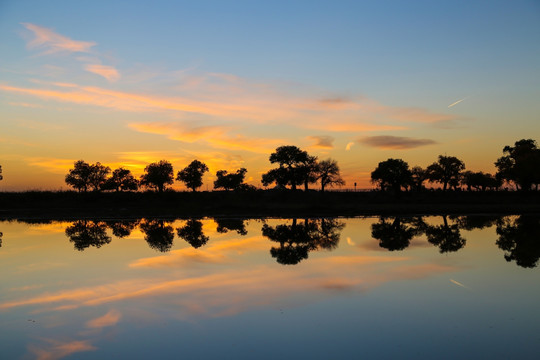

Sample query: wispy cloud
[22,23,96,55]
[307,135,334,148]
[359,135,437,150]
[25,157,76,175]
[84,64,120,82]
[28,339,96,360]
[86,310,121,329]
[345,142,355,151]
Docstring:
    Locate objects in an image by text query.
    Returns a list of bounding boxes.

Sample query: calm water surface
[0,216,539,359]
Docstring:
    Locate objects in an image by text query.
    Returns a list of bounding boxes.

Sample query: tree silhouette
[454,215,499,231]
[0,165,3,181]
[0,231,3,248]
[139,219,174,252]
[426,155,465,191]
[88,162,111,191]
[65,220,112,251]
[495,139,540,191]
[177,219,209,248]
[262,146,310,190]
[317,159,345,192]
[461,171,499,191]
[140,160,174,192]
[214,168,247,191]
[313,218,345,250]
[371,217,417,251]
[215,218,248,235]
[298,155,319,191]
[371,158,412,194]
[65,160,93,192]
[425,215,466,253]
[410,166,427,191]
[496,216,540,268]
[103,168,139,192]
[106,220,139,238]
[177,160,209,192]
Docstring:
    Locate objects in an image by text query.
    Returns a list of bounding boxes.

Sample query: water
[0,216,539,359]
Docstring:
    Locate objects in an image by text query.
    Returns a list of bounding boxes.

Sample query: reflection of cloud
[22,23,96,54]
[359,135,437,150]
[28,339,96,360]
[308,135,334,149]
[345,142,354,151]
[85,64,120,82]
[86,309,121,329]
[346,237,356,246]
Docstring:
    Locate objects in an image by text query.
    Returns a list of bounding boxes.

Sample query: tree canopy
[104,168,139,192]
[177,160,209,192]
[495,139,540,191]
[317,158,345,192]
[371,158,412,193]
[426,155,465,191]
[140,160,174,192]
[65,160,110,192]
[262,145,310,190]
[214,168,247,191]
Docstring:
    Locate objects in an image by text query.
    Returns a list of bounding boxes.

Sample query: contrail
[448,98,466,108]
[450,279,469,289]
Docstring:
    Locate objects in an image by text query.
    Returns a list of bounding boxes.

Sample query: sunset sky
[1,0,539,190]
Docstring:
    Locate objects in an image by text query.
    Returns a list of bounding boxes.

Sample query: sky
[1,0,539,191]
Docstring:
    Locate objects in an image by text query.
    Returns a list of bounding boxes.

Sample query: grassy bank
[1,190,539,220]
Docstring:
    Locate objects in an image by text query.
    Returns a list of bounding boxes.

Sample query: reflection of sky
[0,217,539,359]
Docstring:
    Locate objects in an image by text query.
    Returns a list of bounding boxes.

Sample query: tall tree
[262,145,310,190]
[104,168,139,192]
[214,168,247,191]
[65,160,93,192]
[140,160,174,192]
[88,162,111,191]
[317,158,345,192]
[371,158,412,194]
[495,139,540,191]
[426,155,465,190]
[177,160,209,192]
[298,155,319,191]
[410,166,427,191]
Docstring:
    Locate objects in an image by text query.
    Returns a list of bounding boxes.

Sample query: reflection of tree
[453,215,499,231]
[496,216,540,268]
[106,220,139,238]
[371,217,418,251]
[139,219,174,252]
[65,220,112,251]
[425,215,466,253]
[262,218,345,265]
[177,219,209,248]
[0,231,3,248]
[215,218,247,235]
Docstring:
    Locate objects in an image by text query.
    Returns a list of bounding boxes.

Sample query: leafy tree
[177,160,209,192]
[88,162,111,191]
[371,158,412,194]
[140,160,174,192]
[214,168,247,191]
[426,155,465,191]
[0,165,3,181]
[495,139,540,191]
[410,166,427,191]
[65,220,111,251]
[215,218,247,235]
[461,171,499,191]
[65,160,93,192]
[317,158,345,192]
[104,168,139,192]
[298,155,319,191]
[177,219,209,248]
[262,145,310,190]
[139,219,174,252]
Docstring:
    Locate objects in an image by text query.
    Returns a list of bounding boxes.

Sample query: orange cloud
[85,64,120,82]
[28,339,96,360]
[22,23,96,54]
[25,157,76,175]
[86,309,121,329]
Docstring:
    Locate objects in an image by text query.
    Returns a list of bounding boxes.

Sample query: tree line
[41,138,538,193]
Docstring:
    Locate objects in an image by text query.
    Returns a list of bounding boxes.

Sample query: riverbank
[1,190,539,220]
